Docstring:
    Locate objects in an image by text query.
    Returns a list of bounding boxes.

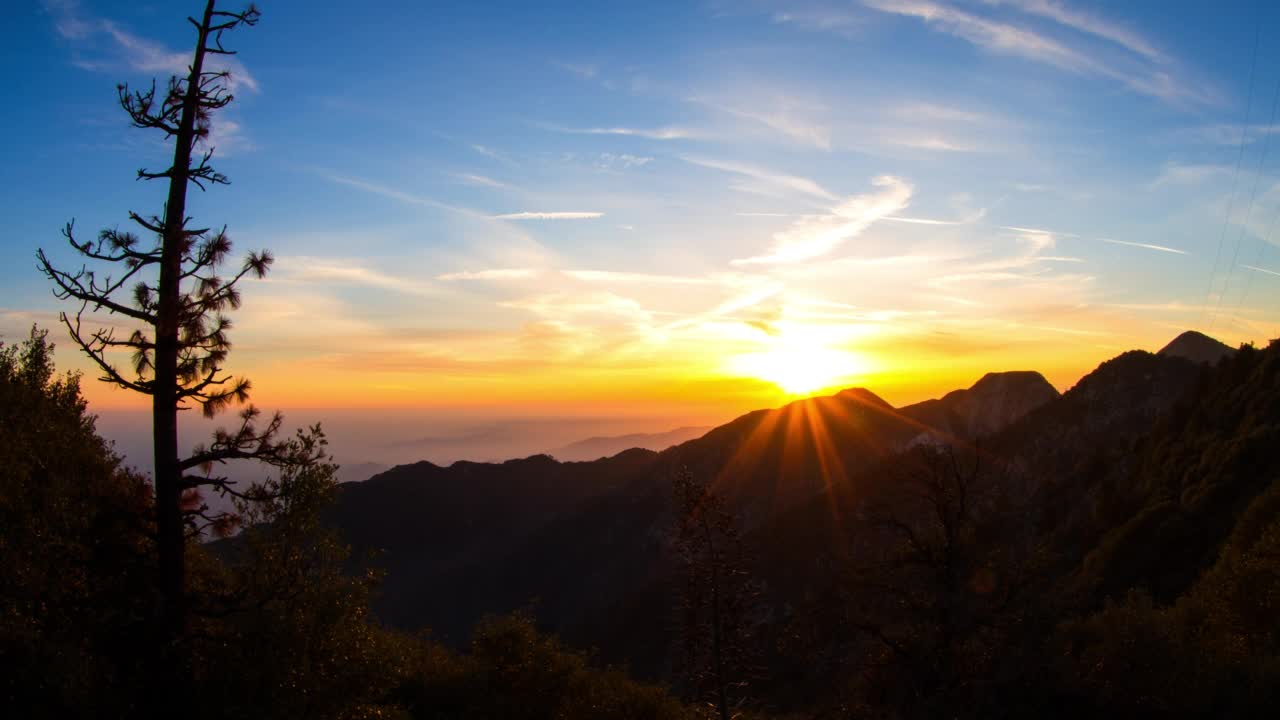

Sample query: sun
[730,337,867,396]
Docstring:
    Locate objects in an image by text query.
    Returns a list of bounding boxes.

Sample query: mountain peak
[970,370,1056,394]
[834,387,894,410]
[1158,331,1235,365]
[900,370,1060,442]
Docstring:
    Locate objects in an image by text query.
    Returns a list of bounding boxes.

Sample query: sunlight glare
[730,335,867,396]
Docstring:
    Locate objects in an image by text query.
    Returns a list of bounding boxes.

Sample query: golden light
[729,332,869,396]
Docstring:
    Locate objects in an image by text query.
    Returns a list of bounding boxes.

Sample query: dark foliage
[0,328,694,718]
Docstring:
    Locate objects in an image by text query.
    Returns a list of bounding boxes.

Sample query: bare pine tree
[36,0,320,655]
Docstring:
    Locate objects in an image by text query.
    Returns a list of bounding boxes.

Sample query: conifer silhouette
[36,0,323,691]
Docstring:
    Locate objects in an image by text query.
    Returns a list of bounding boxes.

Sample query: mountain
[325,370,1067,652]
[899,370,1060,443]
[325,449,659,630]
[212,330,1275,714]
[547,426,712,461]
[334,461,389,484]
[1159,330,1235,365]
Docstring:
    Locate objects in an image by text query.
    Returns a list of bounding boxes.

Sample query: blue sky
[4,0,1280,422]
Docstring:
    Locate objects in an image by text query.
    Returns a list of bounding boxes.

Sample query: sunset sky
[5,0,1280,428]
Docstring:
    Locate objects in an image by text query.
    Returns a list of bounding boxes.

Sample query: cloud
[860,0,1204,104]
[560,126,697,140]
[48,1,259,93]
[45,0,94,39]
[491,212,604,220]
[199,118,251,156]
[1000,224,1077,237]
[1100,238,1188,255]
[597,153,653,170]
[1148,163,1230,188]
[863,0,1092,70]
[455,173,507,188]
[892,101,992,124]
[733,176,913,264]
[885,208,986,225]
[563,270,717,285]
[1243,264,1280,278]
[553,60,598,79]
[1174,124,1280,147]
[770,7,863,37]
[47,0,259,155]
[695,98,833,150]
[978,0,1167,63]
[437,269,539,281]
[663,281,785,331]
[684,156,837,201]
[278,257,439,297]
[883,133,981,152]
[324,174,460,212]
[505,292,653,323]
[470,144,514,163]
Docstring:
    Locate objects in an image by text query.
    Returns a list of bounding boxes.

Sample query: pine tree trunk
[154,0,215,666]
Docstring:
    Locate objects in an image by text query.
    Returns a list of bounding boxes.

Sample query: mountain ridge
[547,425,712,462]
[1159,329,1236,365]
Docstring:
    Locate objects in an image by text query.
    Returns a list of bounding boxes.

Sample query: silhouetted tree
[35,0,323,702]
[841,446,1049,718]
[673,468,756,720]
[0,327,153,717]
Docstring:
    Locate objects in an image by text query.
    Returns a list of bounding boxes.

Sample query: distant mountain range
[323,330,1260,687]
[546,426,712,461]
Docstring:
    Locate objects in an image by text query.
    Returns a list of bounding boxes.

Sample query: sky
[5,0,1280,453]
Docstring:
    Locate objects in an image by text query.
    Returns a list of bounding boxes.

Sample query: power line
[1209,73,1280,334]
[1230,198,1280,331]
[1198,18,1262,330]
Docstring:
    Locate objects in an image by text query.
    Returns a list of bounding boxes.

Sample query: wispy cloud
[770,7,863,37]
[979,0,1167,63]
[1172,124,1280,147]
[47,2,259,93]
[560,126,698,140]
[684,156,837,201]
[694,97,832,150]
[470,144,512,163]
[279,257,439,297]
[734,176,913,264]
[597,153,653,170]
[885,208,986,225]
[860,0,1204,104]
[1149,163,1230,188]
[1100,238,1188,255]
[455,173,507,188]
[663,281,785,332]
[437,268,539,281]
[1242,264,1280,278]
[324,174,461,212]
[563,270,717,285]
[882,133,982,152]
[553,60,598,79]
[1000,225,1077,238]
[491,211,604,220]
[892,101,993,124]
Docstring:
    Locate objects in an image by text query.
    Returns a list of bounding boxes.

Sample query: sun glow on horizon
[728,331,870,396]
